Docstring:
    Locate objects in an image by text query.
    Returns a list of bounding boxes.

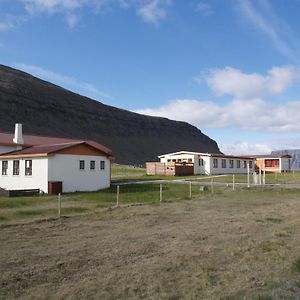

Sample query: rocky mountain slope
[0,64,220,164]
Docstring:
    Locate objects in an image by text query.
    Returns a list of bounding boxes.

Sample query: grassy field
[111,164,207,182]
[1,165,300,299]
[0,182,207,224]
[112,164,300,185]
[1,188,300,299]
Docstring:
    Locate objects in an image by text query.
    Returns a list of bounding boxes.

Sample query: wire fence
[0,182,234,224]
[2,172,300,225]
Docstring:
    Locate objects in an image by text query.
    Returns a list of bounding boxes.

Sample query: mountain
[271,149,300,170]
[0,64,220,165]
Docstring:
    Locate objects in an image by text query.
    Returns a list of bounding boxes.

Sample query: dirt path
[1,193,300,299]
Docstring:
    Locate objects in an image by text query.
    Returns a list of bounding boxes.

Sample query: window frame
[229,160,234,168]
[2,160,8,176]
[236,160,241,169]
[213,158,218,168]
[90,160,95,170]
[100,160,105,170]
[25,160,32,176]
[221,159,226,168]
[79,160,85,170]
[13,160,20,176]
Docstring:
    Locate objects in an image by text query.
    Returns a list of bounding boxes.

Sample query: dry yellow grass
[1,189,300,299]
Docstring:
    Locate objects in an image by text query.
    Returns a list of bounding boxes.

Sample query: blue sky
[1,0,300,154]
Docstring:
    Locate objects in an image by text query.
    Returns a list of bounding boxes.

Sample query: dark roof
[0,141,113,158]
[0,132,112,155]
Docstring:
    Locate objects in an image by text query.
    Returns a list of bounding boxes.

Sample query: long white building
[0,124,114,194]
[157,151,255,175]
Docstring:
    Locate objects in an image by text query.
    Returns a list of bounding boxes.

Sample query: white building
[158,151,255,175]
[0,124,114,194]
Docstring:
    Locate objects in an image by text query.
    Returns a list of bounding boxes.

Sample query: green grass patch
[256,294,272,300]
[265,217,282,223]
[0,215,7,221]
[62,207,88,214]
[15,209,57,218]
[294,257,300,273]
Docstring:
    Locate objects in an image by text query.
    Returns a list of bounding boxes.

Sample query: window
[230,160,234,168]
[213,158,218,168]
[2,161,8,175]
[90,160,95,170]
[100,160,105,170]
[25,160,32,176]
[199,158,204,166]
[188,158,192,162]
[249,161,253,169]
[244,160,247,168]
[222,159,226,168]
[13,160,20,175]
[237,160,241,168]
[79,160,85,170]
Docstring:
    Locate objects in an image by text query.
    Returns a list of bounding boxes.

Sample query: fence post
[247,163,250,188]
[232,174,235,191]
[58,193,61,218]
[259,168,262,185]
[189,182,192,199]
[263,169,266,185]
[211,178,214,194]
[117,185,120,206]
[160,184,162,202]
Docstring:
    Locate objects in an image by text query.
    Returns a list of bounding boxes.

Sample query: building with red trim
[0,124,114,194]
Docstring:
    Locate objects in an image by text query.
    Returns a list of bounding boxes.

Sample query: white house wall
[160,153,254,175]
[194,155,211,175]
[208,157,254,175]
[0,157,49,192]
[48,154,110,193]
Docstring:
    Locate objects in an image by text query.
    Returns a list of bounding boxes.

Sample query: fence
[2,171,300,224]
[0,182,228,224]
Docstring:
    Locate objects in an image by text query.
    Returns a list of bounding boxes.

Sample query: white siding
[159,152,255,175]
[0,157,49,192]
[209,157,254,175]
[48,154,110,193]
[194,155,210,175]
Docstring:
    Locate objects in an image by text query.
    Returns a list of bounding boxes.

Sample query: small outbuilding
[147,151,255,176]
[253,154,291,173]
[0,124,114,194]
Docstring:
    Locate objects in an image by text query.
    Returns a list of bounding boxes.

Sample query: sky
[1,0,300,155]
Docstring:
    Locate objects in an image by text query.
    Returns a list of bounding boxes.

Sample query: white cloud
[18,0,172,28]
[66,13,79,29]
[220,142,272,156]
[135,98,300,133]
[237,0,300,62]
[13,63,112,100]
[137,0,171,25]
[136,65,300,133]
[23,0,88,14]
[194,2,214,16]
[0,22,15,31]
[205,66,297,99]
